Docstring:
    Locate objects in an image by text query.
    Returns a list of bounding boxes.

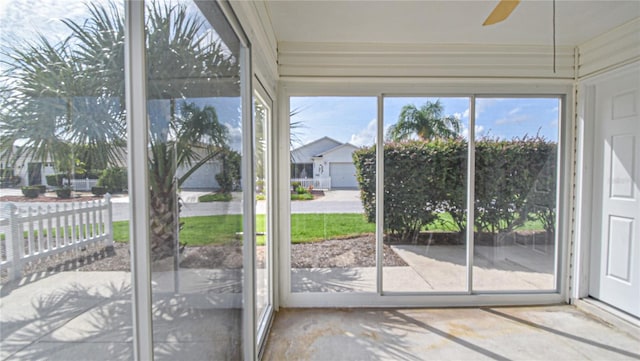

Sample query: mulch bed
[2,235,408,284]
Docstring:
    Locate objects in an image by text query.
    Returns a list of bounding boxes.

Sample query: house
[290,136,360,189]
[1,1,639,360]
[0,146,57,187]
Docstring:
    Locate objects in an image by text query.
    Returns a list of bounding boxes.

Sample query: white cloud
[495,114,531,125]
[508,107,522,116]
[349,118,377,146]
[461,125,486,139]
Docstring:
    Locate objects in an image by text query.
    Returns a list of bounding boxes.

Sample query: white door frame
[572,61,640,305]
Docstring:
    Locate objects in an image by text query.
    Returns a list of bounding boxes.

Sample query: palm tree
[387,100,461,142]
[0,1,238,260]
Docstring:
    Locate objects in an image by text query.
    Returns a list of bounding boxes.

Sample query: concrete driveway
[1,188,365,222]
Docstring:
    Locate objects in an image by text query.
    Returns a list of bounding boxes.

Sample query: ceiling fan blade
[483,0,521,26]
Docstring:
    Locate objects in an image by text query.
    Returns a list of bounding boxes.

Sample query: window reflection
[144,0,244,358]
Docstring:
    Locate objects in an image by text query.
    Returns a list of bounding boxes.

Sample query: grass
[291,193,313,201]
[110,212,545,246]
[112,213,373,245]
[290,213,374,243]
[198,193,232,202]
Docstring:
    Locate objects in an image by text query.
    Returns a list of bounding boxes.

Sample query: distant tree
[387,100,461,142]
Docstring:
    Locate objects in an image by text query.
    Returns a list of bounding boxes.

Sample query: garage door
[330,162,358,189]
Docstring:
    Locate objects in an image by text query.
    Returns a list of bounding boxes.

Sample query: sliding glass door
[284,92,563,304]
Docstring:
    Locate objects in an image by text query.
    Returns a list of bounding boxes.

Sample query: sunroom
[0,0,638,360]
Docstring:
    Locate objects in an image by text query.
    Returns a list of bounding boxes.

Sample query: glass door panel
[0,1,133,359]
[145,1,244,358]
[254,89,271,346]
[472,97,560,292]
[289,96,377,293]
[382,97,470,293]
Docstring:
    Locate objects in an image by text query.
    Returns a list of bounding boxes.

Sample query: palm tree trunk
[149,142,178,261]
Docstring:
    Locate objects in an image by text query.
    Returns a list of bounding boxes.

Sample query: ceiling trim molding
[279,42,575,79]
[578,18,640,79]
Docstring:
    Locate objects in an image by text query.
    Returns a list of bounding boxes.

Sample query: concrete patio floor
[2,268,639,360]
[262,306,640,361]
[0,271,242,361]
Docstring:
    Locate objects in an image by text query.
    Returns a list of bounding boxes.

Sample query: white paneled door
[590,64,640,318]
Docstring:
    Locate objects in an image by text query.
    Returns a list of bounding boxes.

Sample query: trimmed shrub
[34,184,46,194]
[56,187,72,199]
[91,186,108,196]
[98,167,128,193]
[296,186,308,194]
[46,174,65,187]
[474,138,557,241]
[354,137,557,243]
[215,149,241,193]
[21,186,40,198]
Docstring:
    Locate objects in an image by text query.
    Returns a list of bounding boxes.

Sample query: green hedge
[98,167,128,193]
[46,174,65,187]
[56,187,72,199]
[91,186,108,196]
[353,138,557,242]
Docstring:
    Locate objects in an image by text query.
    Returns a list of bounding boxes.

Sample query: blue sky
[291,96,560,148]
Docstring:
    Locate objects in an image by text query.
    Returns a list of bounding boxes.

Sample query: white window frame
[278,79,574,308]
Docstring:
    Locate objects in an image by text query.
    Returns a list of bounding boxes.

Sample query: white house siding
[177,160,221,190]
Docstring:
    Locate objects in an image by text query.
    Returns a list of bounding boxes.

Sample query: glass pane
[145,1,243,358]
[254,94,270,332]
[289,96,377,293]
[1,1,132,359]
[382,97,469,293]
[473,98,559,291]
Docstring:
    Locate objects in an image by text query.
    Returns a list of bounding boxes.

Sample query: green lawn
[111,212,544,246]
[112,213,373,245]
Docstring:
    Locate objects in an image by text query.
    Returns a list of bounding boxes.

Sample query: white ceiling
[266,0,640,46]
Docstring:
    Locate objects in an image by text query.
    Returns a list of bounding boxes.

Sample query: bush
[291,181,301,189]
[354,138,557,243]
[296,186,308,194]
[198,193,232,202]
[56,187,72,199]
[91,186,108,196]
[21,186,40,198]
[46,174,65,187]
[215,149,241,193]
[1,169,20,187]
[34,184,46,193]
[98,167,128,193]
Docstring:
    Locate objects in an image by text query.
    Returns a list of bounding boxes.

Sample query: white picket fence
[291,177,331,190]
[62,178,100,191]
[0,194,113,282]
